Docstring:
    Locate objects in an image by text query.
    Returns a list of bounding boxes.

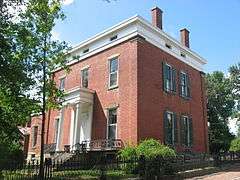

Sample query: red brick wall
[30,36,208,154]
[28,115,42,156]
[137,39,208,153]
[46,39,139,149]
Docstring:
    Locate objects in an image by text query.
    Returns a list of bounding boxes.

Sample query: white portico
[55,87,94,151]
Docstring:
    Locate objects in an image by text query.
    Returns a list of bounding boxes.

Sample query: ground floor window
[163,111,178,145]
[180,116,193,147]
[107,108,117,139]
[54,118,60,143]
[32,126,38,147]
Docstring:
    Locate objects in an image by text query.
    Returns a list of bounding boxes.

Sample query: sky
[56,0,240,74]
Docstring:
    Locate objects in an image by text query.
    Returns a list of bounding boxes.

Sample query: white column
[56,108,64,151]
[73,103,81,148]
[69,105,76,151]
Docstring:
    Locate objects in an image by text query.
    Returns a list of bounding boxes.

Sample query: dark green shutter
[163,111,170,144]
[189,118,193,146]
[186,74,190,98]
[180,116,185,146]
[173,113,178,144]
[172,68,177,92]
[162,62,167,91]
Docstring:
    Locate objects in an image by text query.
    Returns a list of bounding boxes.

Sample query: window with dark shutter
[180,116,193,147]
[163,63,176,93]
[164,111,178,145]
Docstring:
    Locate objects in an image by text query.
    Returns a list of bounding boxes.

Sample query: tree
[206,71,235,153]
[229,63,240,136]
[18,0,71,178]
[0,0,39,162]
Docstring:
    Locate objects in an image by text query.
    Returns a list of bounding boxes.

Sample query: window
[81,68,89,88]
[163,63,176,93]
[32,126,38,147]
[59,77,65,91]
[165,43,172,49]
[180,116,193,147]
[83,48,89,53]
[107,108,117,139]
[180,53,186,58]
[180,72,190,98]
[109,58,118,88]
[54,118,60,143]
[163,111,178,145]
[110,35,118,41]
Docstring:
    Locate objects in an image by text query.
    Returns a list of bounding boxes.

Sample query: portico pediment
[62,87,95,106]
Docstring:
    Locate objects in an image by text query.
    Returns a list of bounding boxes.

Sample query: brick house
[27,7,208,160]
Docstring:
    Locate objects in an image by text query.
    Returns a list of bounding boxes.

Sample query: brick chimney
[180,28,190,48]
[151,7,163,30]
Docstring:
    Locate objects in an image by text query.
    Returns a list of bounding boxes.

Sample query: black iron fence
[1,151,240,179]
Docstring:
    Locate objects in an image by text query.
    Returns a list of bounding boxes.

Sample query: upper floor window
[59,77,65,91]
[163,111,178,145]
[81,68,89,88]
[180,72,190,98]
[32,126,38,147]
[163,63,176,93]
[110,35,118,41]
[107,108,117,139]
[165,43,172,49]
[109,58,118,89]
[83,48,89,54]
[180,116,193,147]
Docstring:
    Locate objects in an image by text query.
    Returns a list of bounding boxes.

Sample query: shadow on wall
[91,93,107,140]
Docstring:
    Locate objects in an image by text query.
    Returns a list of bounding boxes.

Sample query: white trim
[107,53,120,60]
[54,15,206,73]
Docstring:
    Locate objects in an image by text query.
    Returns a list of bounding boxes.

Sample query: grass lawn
[53,170,137,179]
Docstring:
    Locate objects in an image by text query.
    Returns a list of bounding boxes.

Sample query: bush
[230,138,240,152]
[118,139,176,176]
[136,139,176,159]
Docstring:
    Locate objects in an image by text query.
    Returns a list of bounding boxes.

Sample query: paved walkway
[189,166,240,180]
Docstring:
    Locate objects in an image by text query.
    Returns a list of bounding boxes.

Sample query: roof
[56,15,207,72]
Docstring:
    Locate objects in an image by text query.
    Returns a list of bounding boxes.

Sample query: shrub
[118,139,176,176]
[136,139,176,159]
[230,138,240,152]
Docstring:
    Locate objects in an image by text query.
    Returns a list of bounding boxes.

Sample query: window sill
[180,95,191,101]
[108,85,118,91]
[163,89,177,95]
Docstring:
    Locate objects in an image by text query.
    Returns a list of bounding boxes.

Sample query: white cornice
[55,15,207,72]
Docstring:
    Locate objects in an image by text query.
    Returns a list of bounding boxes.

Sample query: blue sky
[56,0,240,73]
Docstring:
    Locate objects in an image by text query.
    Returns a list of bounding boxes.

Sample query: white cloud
[62,0,74,6]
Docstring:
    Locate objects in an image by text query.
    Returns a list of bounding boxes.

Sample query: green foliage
[206,71,235,153]
[230,138,240,152]
[136,139,176,159]
[118,139,176,174]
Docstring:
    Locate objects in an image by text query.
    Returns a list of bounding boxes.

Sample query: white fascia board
[55,15,206,73]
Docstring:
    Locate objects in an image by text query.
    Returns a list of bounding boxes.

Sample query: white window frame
[81,67,89,88]
[108,57,119,89]
[164,63,174,92]
[180,71,188,97]
[182,115,190,146]
[59,76,66,91]
[106,108,118,140]
[54,117,60,143]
